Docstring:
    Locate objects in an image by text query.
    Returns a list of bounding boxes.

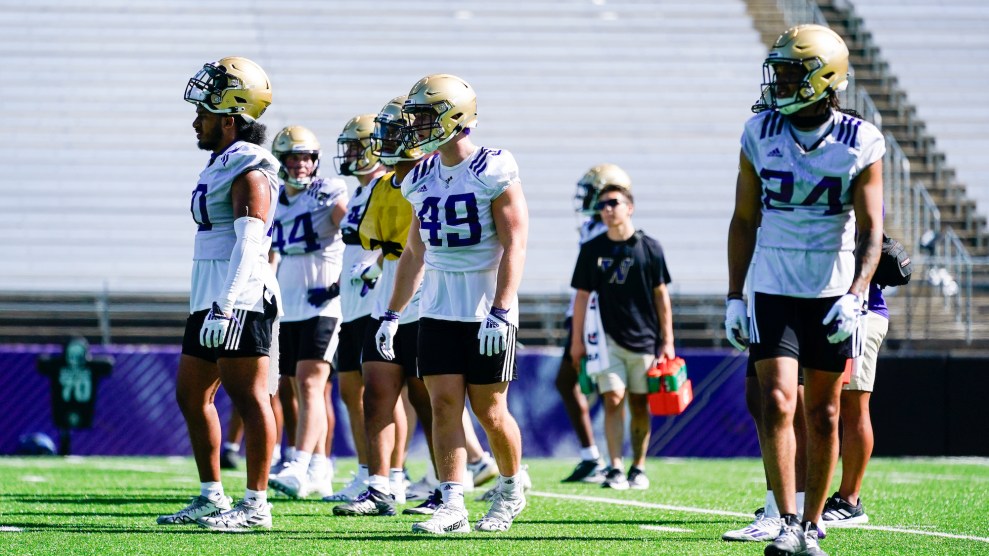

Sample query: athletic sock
[244,488,267,505]
[439,481,465,509]
[580,446,601,461]
[499,474,522,497]
[201,481,224,500]
[369,474,391,495]
[764,490,781,518]
[293,450,313,471]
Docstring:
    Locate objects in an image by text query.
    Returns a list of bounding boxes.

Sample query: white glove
[724,298,749,352]
[823,293,866,344]
[478,307,511,356]
[200,302,237,348]
[375,310,400,360]
[350,261,382,285]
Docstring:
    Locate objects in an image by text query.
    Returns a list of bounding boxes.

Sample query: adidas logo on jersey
[417,184,429,193]
[767,148,783,157]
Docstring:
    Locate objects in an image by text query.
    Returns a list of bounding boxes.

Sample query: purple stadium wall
[0,345,758,458]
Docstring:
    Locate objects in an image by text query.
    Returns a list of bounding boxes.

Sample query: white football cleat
[268,461,309,499]
[323,472,368,503]
[476,490,526,532]
[197,498,272,532]
[156,495,232,525]
[411,503,470,535]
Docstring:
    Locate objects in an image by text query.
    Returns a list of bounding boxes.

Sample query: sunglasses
[594,198,625,211]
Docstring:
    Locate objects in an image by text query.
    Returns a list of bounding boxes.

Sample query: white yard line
[641,525,695,533]
[528,491,751,518]
[529,491,989,544]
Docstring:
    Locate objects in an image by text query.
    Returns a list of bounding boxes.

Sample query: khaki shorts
[844,311,889,392]
[594,335,655,395]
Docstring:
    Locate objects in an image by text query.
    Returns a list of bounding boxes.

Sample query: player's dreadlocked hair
[235,116,267,146]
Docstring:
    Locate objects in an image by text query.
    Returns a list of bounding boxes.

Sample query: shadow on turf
[9,494,184,505]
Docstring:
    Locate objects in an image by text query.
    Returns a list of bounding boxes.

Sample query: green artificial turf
[1,456,987,555]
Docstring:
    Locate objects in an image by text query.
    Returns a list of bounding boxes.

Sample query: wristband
[489,306,510,323]
[382,309,400,321]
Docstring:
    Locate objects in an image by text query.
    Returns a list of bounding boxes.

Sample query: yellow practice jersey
[358,171,412,260]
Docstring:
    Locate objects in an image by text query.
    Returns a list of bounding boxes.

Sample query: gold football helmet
[372,96,424,166]
[335,114,381,176]
[402,74,478,154]
[272,126,321,189]
[184,56,272,121]
[759,24,849,115]
[575,164,632,215]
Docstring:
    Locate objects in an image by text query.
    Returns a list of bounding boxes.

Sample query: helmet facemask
[401,102,457,154]
[335,138,377,176]
[373,118,422,166]
[280,153,319,190]
[574,181,601,216]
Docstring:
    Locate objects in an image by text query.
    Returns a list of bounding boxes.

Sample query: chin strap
[218,216,266,315]
[784,106,833,128]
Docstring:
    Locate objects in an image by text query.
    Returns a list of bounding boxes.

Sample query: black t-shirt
[570,230,672,354]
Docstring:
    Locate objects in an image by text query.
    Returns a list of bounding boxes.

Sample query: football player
[557,164,631,485]
[726,24,884,556]
[376,74,528,533]
[266,125,349,500]
[321,114,389,503]
[158,56,279,532]
[332,96,429,517]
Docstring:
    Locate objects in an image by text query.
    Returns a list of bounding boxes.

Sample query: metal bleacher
[3,1,983,348]
[0,0,766,347]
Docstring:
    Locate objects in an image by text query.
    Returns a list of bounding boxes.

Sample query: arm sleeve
[218,216,266,314]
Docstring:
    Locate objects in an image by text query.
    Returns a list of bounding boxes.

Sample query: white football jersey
[340,179,380,322]
[401,147,521,323]
[189,141,281,314]
[741,110,885,297]
[272,177,348,322]
[565,217,608,317]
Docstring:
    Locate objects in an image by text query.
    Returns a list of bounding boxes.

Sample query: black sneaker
[627,466,650,490]
[403,488,442,515]
[821,491,868,526]
[601,467,629,490]
[332,487,396,516]
[764,519,804,556]
[562,459,605,483]
[219,448,239,470]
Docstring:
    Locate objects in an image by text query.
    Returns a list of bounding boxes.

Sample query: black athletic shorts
[337,315,373,373]
[749,293,852,373]
[361,319,419,378]
[182,293,278,363]
[561,316,574,362]
[417,318,517,385]
[278,315,339,377]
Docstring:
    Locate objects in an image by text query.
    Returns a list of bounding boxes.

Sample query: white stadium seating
[0,0,767,294]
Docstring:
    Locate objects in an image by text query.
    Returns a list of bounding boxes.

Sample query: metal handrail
[774,0,976,341]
